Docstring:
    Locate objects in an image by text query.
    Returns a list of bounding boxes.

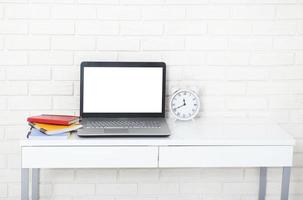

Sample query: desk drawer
[159,146,293,167]
[22,146,158,168]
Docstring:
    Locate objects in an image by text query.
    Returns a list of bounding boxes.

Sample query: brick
[226,97,268,109]
[53,184,95,195]
[160,169,201,181]
[0,97,6,110]
[8,96,52,110]
[273,36,303,50]
[119,169,159,182]
[276,5,303,19]
[5,5,50,19]
[0,141,20,154]
[97,6,141,20]
[0,70,5,80]
[0,128,4,140]
[0,52,27,66]
[270,67,303,80]
[75,196,114,200]
[142,6,186,20]
[120,0,163,4]
[52,5,96,19]
[298,21,303,34]
[29,52,73,65]
[166,0,208,4]
[120,22,163,35]
[53,96,79,110]
[0,0,27,2]
[97,37,140,51]
[0,82,27,96]
[211,0,296,3]
[0,20,27,34]
[0,156,6,169]
[0,36,3,49]
[0,6,3,18]
[5,125,30,141]
[29,20,74,34]
[76,21,119,35]
[223,182,258,194]
[202,82,246,95]
[29,0,74,2]
[118,52,162,62]
[162,52,206,65]
[295,52,303,64]
[96,184,137,195]
[252,21,298,35]
[75,169,117,183]
[247,80,303,95]
[52,67,79,81]
[0,111,28,125]
[7,67,51,81]
[79,0,119,3]
[7,155,20,169]
[138,183,179,194]
[280,124,303,138]
[74,52,117,65]
[187,6,230,19]
[290,110,303,123]
[228,37,272,50]
[40,169,74,183]
[52,36,95,50]
[164,21,207,35]
[207,52,250,65]
[168,66,225,81]
[29,81,73,96]
[294,153,303,167]
[295,140,303,152]
[6,36,50,50]
[200,168,243,181]
[39,183,52,197]
[180,182,221,194]
[269,95,303,109]
[202,96,225,110]
[141,37,184,51]
[8,183,20,197]
[208,21,251,35]
[186,36,228,50]
[0,184,7,197]
[251,52,294,66]
[231,5,275,19]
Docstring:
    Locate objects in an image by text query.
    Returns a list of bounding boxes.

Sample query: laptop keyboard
[85,120,161,129]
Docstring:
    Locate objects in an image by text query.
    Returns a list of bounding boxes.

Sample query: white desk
[20,118,295,200]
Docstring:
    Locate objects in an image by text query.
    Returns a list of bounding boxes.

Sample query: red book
[27,114,80,125]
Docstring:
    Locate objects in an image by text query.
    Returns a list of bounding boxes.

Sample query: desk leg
[21,168,29,200]
[259,167,267,200]
[281,167,291,200]
[32,169,40,200]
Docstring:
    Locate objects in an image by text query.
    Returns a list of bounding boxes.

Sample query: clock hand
[175,101,186,109]
[175,104,185,109]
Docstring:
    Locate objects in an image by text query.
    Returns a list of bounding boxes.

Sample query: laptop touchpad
[104,129,129,133]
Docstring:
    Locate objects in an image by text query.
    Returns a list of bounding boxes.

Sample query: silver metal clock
[170,89,200,121]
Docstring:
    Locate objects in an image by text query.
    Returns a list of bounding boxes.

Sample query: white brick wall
[0,0,302,199]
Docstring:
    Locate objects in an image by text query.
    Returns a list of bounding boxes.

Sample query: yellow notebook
[29,122,83,135]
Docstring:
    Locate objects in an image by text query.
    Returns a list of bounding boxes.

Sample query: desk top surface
[20,117,295,147]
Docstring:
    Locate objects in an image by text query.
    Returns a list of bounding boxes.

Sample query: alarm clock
[170,89,200,121]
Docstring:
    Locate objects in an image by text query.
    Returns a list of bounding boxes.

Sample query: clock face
[170,90,200,120]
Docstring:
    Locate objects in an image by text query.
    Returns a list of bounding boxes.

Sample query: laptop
[77,62,171,137]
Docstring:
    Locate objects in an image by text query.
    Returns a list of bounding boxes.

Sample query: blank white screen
[83,67,163,113]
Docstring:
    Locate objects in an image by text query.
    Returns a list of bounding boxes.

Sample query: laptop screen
[80,62,166,118]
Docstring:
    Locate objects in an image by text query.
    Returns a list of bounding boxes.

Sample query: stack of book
[26,114,82,140]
